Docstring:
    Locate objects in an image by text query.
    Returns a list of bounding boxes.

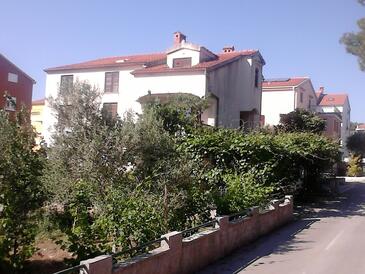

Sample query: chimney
[173,32,186,46]
[319,86,324,94]
[222,46,235,53]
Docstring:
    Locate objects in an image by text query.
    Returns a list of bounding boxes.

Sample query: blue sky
[1,0,364,121]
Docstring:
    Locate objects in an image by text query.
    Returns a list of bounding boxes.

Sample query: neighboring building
[43,32,266,143]
[355,123,365,132]
[317,112,342,141]
[31,98,45,144]
[261,77,317,125]
[0,53,35,117]
[316,87,351,156]
[261,77,343,144]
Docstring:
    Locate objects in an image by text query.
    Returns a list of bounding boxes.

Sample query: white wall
[167,48,200,67]
[43,68,206,143]
[43,68,138,143]
[262,79,316,126]
[133,72,206,99]
[341,100,351,156]
[43,53,263,142]
[207,56,263,128]
[262,90,294,125]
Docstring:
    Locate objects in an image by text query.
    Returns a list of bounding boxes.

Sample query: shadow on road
[298,181,365,219]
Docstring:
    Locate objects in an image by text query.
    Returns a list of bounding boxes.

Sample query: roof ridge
[0,53,36,83]
[322,93,348,96]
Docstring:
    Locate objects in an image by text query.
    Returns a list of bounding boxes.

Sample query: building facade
[317,112,342,140]
[261,77,317,125]
[355,123,365,132]
[0,53,35,117]
[316,87,351,156]
[31,98,45,144]
[43,32,265,143]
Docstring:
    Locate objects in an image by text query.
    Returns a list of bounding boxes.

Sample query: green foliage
[347,154,363,177]
[44,81,135,205]
[341,1,365,70]
[133,105,213,230]
[220,172,274,214]
[276,108,326,134]
[346,132,365,157]
[59,180,104,261]
[43,80,340,263]
[182,127,340,214]
[94,188,164,254]
[142,93,208,135]
[0,110,46,271]
[44,81,213,261]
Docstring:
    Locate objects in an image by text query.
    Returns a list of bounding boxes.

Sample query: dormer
[166,32,217,68]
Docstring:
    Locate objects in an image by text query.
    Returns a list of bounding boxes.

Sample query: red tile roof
[132,50,258,75]
[32,98,45,105]
[357,124,365,130]
[262,77,309,88]
[45,50,261,74]
[44,53,167,72]
[318,94,348,106]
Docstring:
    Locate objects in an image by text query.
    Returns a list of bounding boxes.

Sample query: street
[198,178,365,274]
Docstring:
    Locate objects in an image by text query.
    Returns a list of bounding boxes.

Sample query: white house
[355,123,365,132]
[316,87,351,156]
[261,77,317,125]
[43,32,265,143]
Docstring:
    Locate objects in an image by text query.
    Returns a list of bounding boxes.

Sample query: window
[173,57,192,68]
[5,96,16,111]
[105,72,119,93]
[60,75,73,91]
[300,92,303,103]
[8,73,18,83]
[254,68,259,88]
[102,103,118,119]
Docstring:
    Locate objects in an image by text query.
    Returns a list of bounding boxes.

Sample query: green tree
[346,132,365,157]
[341,0,365,70]
[44,81,212,260]
[133,99,213,230]
[0,110,46,272]
[276,108,325,134]
[147,94,208,135]
[45,81,149,260]
[45,81,135,205]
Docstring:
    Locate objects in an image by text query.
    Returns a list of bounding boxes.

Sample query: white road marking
[325,230,344,251]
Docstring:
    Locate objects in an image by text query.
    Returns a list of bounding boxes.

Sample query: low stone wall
[80,196,293,274]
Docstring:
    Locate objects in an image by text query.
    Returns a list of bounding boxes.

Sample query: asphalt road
[198,178,365,274]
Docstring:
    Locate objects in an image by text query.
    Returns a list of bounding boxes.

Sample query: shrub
[347,154,363,177]
[219,172,274,214]
[0,110,46,271]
